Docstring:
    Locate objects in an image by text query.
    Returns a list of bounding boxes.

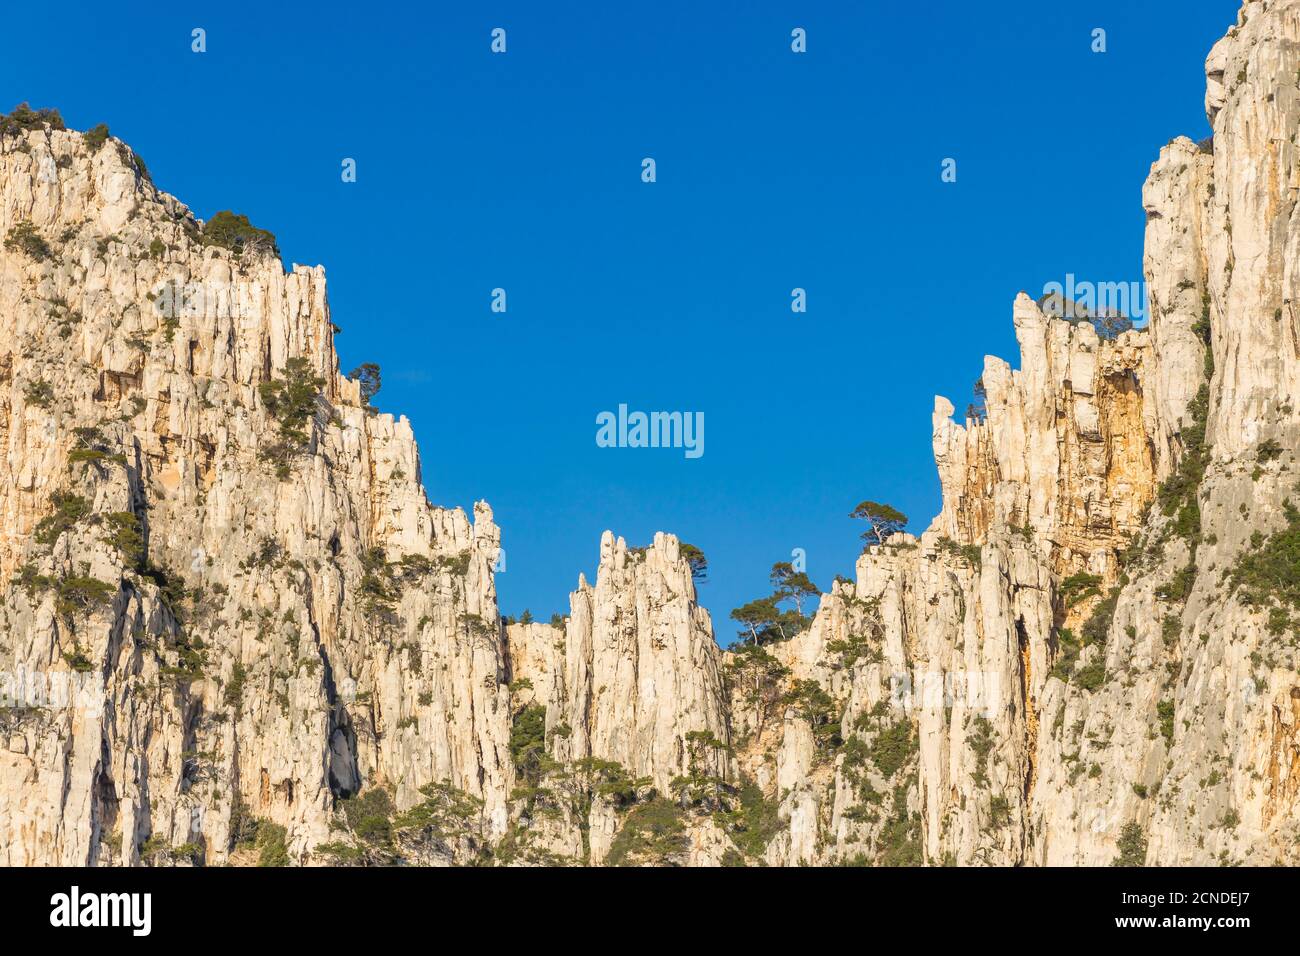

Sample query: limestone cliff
[4,0,1300,867]
[501,532,731,864]
[724,0,1300,867]
[0,118,514,864]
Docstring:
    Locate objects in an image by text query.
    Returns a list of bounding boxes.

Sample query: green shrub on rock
[201,210,278,256]
[605,798,689,867]
[82,123,110,151]
[5,221,52,262]
[0,102,64,136]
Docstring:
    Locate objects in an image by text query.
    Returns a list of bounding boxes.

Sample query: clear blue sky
[2,1,1235,644]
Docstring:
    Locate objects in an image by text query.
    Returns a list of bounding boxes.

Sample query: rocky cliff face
[740,0,1300,867]
[0,121,515,864]
[500,532,731,864]
[3,0,1300,867]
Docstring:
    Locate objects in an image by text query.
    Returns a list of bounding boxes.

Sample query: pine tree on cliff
[679,542,708,582]
[770,561,818,617]
[850,500,908,546]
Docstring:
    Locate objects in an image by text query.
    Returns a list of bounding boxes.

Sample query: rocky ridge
[3,0,1300,866]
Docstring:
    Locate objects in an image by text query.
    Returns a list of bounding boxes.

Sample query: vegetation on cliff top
[850,500,908,546]
[201,210,279,256]
[0,102,64,136]
[729,559,821,645]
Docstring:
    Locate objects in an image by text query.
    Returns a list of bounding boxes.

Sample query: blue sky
[2,1,1236,643]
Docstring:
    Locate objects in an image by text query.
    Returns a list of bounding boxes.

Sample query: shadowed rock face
[3,0,1300,867]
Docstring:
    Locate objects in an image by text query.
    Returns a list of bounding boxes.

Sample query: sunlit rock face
[0,124,513,864]
[4,0,1300,867]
